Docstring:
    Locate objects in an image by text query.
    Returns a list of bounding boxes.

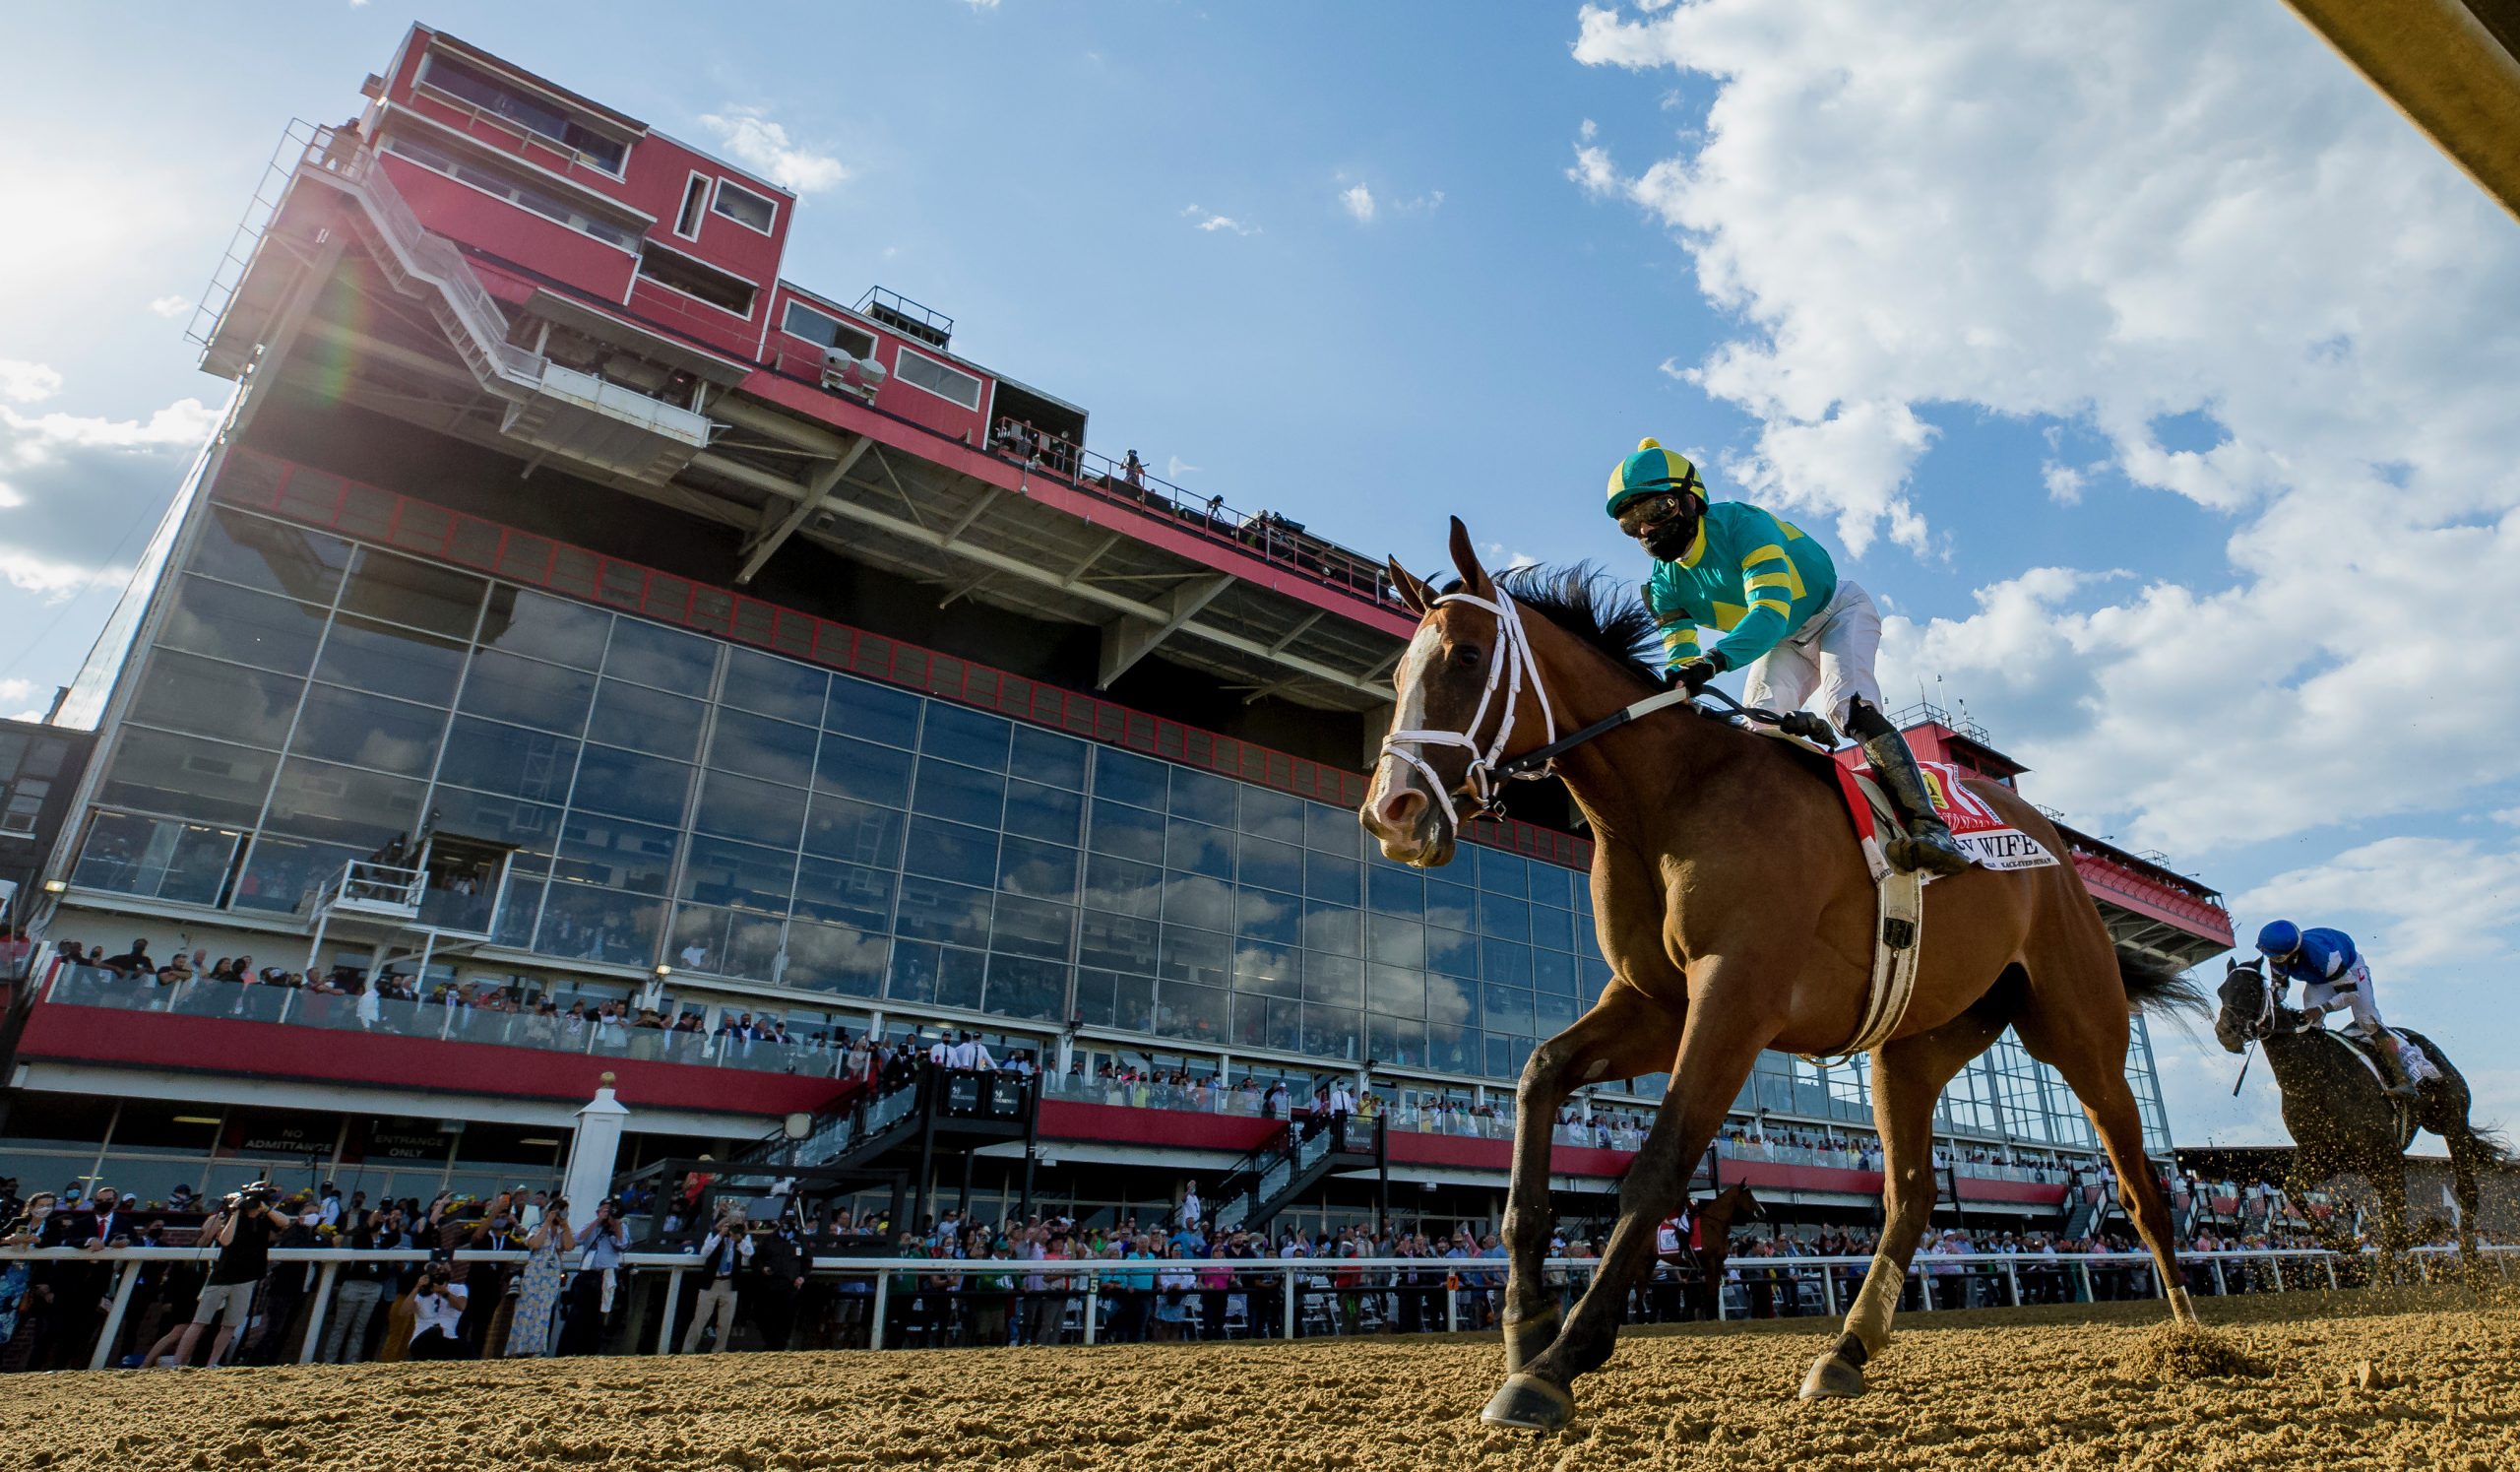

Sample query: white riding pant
[2300,958,2383,1037]
[1740,580,1884,731]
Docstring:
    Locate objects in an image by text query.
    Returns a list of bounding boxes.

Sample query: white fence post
[2073,1261,2092,1303]
[1822,1264,1840,1316]
[657,1267,686,1353]
[1083,1270,1100,1346]
[86,1262,143,1371]
[1919,1269,1934,1312]
[2003,1259,2022,1309]
[296,1262,341,1365]
[1283,1266,1298,1340]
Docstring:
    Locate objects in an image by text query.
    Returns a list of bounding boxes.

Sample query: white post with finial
[564,1071,630,1213]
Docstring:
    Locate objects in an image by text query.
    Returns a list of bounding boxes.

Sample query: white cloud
[147,295,190,320]
[2041,461,2084,505]
[1180,205,1258,236]
[0,360,63,405]
[694,108,849,194]
[1166,455,1201,480]
[1571,1,2520,866]
[0,379,218,597]
[1339,180,1442,224]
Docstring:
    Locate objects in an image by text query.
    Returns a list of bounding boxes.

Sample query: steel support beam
[744,478,1390,700]
[1099,574,1233,688]
[734,434,873,585]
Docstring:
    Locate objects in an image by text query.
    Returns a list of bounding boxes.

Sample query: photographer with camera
[678,1200,754,1353]
[407,1259,468,1360]
[164,1182,281,1370]
[559,1197,629,1356]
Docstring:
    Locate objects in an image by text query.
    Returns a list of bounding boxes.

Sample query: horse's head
[2214,957,2274,1053]
[1360,518,1551,866]
[1703,1183,1767,1229]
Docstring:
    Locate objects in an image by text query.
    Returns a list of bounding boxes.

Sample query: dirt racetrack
[5,1287,2513,1471]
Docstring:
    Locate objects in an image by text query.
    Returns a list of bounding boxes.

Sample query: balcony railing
[989,417,1400,610]
[38,965,866,1080]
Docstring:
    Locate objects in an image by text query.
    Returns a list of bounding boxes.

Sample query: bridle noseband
[1378,589,1559,832]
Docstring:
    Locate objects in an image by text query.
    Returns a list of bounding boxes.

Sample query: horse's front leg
[1483,977,1771,1433]
[1501,985,1679,1372]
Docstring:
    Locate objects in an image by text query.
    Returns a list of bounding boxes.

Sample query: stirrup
[1886,825,1972,877]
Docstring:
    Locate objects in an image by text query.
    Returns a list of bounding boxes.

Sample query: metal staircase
[719,1065,1042,1235]
[1177,1114,1384,1235]
[192,120,713,485]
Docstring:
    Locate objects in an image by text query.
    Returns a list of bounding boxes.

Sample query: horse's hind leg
[1502,985,1679,1372]
[1801,1011,2001,1400]
[2031,1033,2198,1328]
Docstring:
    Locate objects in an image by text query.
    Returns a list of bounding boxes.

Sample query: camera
[223,1181,279,1210]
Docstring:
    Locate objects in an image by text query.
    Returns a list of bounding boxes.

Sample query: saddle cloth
[2323,1028,2436,1152]
[2332,1026,2439,1087]
[1830,760,2061,879]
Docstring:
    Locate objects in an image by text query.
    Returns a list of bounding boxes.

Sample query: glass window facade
[70,500,2179,1134]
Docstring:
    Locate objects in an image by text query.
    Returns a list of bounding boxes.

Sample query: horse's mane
[1485,563,1661,686]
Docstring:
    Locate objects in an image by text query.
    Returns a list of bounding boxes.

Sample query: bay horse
[1358,523,2206,1429]
[2213,957,2503,1282]
[1677,1183,1764,1320]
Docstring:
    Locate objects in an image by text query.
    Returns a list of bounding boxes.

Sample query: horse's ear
[1384,556,1430,615]
[1445,516,1493,598]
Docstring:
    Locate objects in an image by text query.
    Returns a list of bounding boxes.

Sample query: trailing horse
[1357,525,2207,1429]
[1673,1183,1765,1321]
[2213,957,2504,1281]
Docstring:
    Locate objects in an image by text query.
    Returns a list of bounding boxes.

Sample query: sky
[2,2,2515,1147]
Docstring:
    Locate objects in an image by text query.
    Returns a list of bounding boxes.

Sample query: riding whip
[2231,1041,2254,1097]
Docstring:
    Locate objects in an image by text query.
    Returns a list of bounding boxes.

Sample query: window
[636,242,757,317]
[0,778,45,837]
[380,134,639,251]
[892,347,983,410]
[712,178,779,234]
[781,300,876,359]
[674,173,709,239]
[419,52,629,174]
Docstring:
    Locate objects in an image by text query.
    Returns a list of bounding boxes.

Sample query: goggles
[1615,492,1691,539]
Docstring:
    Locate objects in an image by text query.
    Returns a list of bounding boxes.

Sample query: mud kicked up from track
[3,1288,2512,1472]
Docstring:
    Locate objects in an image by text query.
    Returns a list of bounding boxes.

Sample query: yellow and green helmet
[1605,437,1703,520]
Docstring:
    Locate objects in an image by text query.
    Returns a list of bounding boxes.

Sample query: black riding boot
[1845,700,1973,877]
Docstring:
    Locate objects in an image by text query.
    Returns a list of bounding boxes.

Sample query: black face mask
[1640,513,1698,562]
[1621,493,1702,562]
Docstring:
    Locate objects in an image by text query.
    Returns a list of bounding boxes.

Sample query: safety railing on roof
[990,417,1401,610]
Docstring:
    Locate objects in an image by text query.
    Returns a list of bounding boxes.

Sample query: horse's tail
[2117,951,2209,1020]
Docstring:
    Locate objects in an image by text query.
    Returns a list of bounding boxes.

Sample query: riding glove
[1663,658,1722,695]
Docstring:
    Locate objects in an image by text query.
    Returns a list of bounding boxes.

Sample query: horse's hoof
[1500,1309,1559,1373]
[1480,1373,1576,1432]
[1799,1334,1871,1400]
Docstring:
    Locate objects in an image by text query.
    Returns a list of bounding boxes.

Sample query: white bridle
[1377,588,1559,832]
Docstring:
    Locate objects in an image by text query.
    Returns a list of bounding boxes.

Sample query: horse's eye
[1451,646,1483,670]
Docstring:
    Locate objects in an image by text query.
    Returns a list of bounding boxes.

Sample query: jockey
[1606,438,1969,876]
[2254,920,2417,1097]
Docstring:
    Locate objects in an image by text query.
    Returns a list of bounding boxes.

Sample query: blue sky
[3,2,2516,1146]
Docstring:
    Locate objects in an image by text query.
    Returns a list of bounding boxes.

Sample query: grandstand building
[0,27,2233,1236]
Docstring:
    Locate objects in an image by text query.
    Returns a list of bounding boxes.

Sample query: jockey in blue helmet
[1606,439,1969,876]
[2254,920,2416,1096]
